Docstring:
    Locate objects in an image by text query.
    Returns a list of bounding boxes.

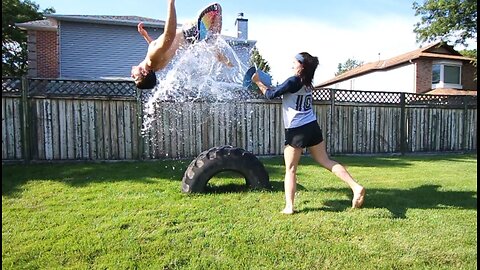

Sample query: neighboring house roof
[46,14,166,27]
[423,88,477,96]
[221,35,256,46]
[15,18,57,31]
[316,41,474,88]
[16,14,166,30]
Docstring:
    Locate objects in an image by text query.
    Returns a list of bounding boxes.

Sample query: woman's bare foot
[281,208,295,214]
[352,187,365,208]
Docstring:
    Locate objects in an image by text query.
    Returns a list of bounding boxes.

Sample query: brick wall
[462,62,477,90]
[415,59,432,93]
[35,31,59,78]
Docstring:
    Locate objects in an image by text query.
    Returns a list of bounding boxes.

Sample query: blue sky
[33,0,475,84]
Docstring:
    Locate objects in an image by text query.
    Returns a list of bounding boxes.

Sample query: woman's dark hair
[297,52,319,88]
[135,70,157,89]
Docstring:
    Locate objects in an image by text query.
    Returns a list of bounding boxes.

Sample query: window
[432,64,441,84]
[431,61,462,89]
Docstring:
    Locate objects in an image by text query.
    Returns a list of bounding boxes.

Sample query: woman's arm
[252,75,301,99]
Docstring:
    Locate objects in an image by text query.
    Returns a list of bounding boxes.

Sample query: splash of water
[141,36,251,134]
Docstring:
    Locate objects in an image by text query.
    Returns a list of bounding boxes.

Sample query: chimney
[235,12,248,40]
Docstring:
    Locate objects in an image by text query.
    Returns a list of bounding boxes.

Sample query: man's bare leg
[161,0,177,48]
[145,0,178,70]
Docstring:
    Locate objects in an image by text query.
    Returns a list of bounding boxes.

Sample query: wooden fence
[2,78,477,162]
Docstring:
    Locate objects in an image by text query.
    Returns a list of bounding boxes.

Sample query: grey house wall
[59,21,163,79]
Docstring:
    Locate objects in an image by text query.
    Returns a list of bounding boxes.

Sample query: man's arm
[216,51,234,67]
[137,22,153,44]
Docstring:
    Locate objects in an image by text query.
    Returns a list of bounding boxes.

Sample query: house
[15,13,256,80]
[316,42,477,95]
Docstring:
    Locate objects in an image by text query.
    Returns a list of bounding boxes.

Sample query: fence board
[58,100,66,159]
[36,100,46,159]
[2,98,8,159]
[94,101,104,160]
[65,100,75,159]
[3,98,22,159]
[7,100,19,158]
[50,100,60,159]
[88,100,97,159]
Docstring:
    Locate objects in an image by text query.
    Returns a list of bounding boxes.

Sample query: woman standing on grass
[251,52,365,214]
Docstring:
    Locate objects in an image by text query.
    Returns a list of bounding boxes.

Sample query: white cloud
[224,14,420,85]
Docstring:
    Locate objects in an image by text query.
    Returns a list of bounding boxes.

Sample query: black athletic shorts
[284,120,323,148]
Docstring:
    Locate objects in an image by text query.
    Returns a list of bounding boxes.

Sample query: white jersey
[281,85,316,128]
[264,76,317,129]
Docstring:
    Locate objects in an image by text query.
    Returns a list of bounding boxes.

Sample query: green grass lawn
[2,153,477,270]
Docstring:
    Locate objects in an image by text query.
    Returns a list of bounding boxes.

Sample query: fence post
[136,88,144,160]
[399,93,406,155]
[329,89,336,154]
[461,95,468,152]
[21,76,30,163]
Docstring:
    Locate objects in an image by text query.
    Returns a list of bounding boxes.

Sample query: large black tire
[182,145,271,193]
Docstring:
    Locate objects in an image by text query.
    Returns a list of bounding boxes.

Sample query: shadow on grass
[1,159,287,197]
[202,179,303,194]
[300,184,477,218]
[301,153,477,168]
[2,160,192,196]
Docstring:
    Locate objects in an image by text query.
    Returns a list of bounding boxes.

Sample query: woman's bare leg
[308,142,365,208]
[282,145,303,214]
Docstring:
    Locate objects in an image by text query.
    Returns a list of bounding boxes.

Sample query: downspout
[409,60,416,93]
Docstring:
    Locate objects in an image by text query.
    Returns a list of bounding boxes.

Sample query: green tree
[412,0,477,47]
[2,0,55,77]
[459,49,477,59]
[247,46,272,90]
[335,58,364,76]
[459,48,477,81]
[413,0,477,81]
[249,46,271,73]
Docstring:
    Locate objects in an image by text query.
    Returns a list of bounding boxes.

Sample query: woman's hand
[251,72,260,83]
[251,72,268,95]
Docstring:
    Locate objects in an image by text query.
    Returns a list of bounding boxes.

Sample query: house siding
[331,64,416,93]
[59,21,164,79]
